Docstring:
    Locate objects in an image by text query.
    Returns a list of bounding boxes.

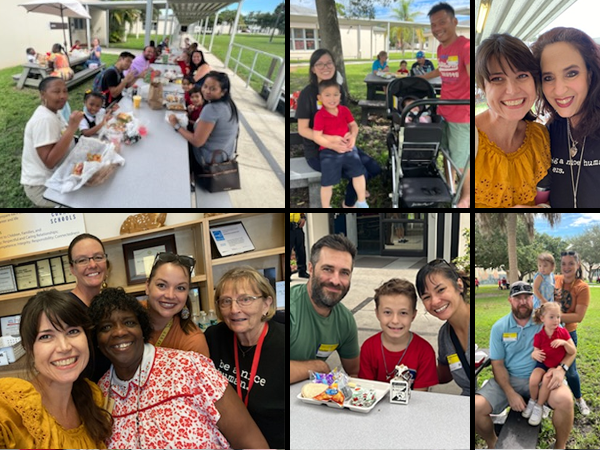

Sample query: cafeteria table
[290,381,469,449]
[44,87,191,207]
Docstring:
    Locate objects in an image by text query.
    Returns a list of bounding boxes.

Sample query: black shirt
[548,117,600,207]
[204,320,285,449]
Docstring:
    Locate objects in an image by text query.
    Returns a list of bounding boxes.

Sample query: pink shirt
[437,36,470,123]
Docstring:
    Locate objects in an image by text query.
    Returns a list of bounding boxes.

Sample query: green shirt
[290,283,359,361]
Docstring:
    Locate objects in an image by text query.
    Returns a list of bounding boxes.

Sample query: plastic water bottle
[198,311,209,331]
[207,309,218,327]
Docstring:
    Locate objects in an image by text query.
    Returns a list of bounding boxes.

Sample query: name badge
[503,332,518,342]
[316,343,338,358]
[447,353,463,372]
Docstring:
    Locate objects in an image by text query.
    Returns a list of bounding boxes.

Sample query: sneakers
[529,403,543,426]
[355,200,369,208]
[576,398,591,416]
[522,398,537,419]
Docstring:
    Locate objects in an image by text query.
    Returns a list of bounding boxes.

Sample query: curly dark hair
[89,287,153,342]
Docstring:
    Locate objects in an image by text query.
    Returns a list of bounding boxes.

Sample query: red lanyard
[234,322,268,407]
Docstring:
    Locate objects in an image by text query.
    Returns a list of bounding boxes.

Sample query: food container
[297,377,389,413]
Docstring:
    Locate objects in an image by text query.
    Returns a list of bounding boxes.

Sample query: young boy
[358,278,438,389]
[312,79,369,208]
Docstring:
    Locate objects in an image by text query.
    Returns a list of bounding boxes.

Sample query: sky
[534,213,600,238]
[290,0,471,23]
[540,0,600,40]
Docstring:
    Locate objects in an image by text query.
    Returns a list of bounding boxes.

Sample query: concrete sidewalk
[291,254,463,395]
[105,47,285,207]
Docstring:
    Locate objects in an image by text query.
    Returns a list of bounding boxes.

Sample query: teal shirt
[290,283,359,361]
[490,312,542,379]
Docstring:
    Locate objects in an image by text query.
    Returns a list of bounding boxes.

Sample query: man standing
[289,213,309,281]
[290,234,360,384]
[475,282,574,449]
[422,2,470,207]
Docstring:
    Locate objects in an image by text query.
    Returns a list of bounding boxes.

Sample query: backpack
[91,66,118,104]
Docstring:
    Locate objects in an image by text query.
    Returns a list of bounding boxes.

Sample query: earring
[181,307,190,320]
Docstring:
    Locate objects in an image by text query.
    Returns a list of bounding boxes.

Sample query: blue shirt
[372,59,388,72]
[489,312,542,379]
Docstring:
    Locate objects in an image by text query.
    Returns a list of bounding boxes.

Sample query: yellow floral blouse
[0,377,107,449]
[475,120,551,208]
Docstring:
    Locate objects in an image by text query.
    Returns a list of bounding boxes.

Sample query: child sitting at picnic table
[522,302,576,426]
[312,79,369,208]
[358,278,438,389]
[372,50,390,73]
[79,90,115,137]
[48,44,73,80]
[397,60,409,77]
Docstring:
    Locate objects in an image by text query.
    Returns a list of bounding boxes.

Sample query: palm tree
[476,213,561,284]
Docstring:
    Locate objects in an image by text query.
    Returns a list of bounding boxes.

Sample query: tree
[476,213,561,284]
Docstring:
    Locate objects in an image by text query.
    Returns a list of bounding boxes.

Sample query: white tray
[297,377,390,413]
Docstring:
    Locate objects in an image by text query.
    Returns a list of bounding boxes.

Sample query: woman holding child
[296,49,382,208]
[553,250,591,415]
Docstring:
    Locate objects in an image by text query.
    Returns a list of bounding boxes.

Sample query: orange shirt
[141,300,209,357]
[554,275,590,332]
[475,121,550,208]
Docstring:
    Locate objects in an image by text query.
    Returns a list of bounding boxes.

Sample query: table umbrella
[19,0,91,60]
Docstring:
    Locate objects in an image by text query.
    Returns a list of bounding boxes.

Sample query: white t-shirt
[21,105,74,186]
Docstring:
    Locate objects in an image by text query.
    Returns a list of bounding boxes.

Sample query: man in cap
[474,281,574,449]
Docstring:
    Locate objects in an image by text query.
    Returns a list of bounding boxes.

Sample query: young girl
[522,302,576,426]
[358,278,438,389]
[532,252,555,309]
[79,91,114,137]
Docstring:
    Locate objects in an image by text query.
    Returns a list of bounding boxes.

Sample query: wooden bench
[13,62,105,90]
[496,409,540,449]
[194,179,234,208]
[290,157,321,208]
[358,99,387,125]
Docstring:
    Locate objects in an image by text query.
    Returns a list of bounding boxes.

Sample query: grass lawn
[475,285,600,449]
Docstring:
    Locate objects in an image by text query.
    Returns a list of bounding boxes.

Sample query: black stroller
[385,77,470,208]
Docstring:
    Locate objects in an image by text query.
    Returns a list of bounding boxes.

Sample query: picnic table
[44,66,191,207]
[14,54,97,90]
[364,73,442,100]
[290,381,469,449]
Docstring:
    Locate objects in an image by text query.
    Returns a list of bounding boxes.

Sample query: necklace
[237,340,256,357]
[380,332,413,381]
[567,118,586,208]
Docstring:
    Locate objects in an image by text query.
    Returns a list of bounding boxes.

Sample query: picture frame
[122,235,177,285]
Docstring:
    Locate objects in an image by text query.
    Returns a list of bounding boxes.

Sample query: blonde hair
[537,252,555,267]
[533,302,561,324]
[214,266,276,321]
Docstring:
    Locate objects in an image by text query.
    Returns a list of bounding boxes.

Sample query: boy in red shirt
[312,79,369,208]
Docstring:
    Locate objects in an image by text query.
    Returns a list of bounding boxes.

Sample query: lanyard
[154,318,173,347]
[234,322,268,407]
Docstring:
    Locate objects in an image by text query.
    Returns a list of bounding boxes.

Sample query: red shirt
[533,326,571,368]
[436,35,470,123]
[313,105,355,150]
[358,331,439,388]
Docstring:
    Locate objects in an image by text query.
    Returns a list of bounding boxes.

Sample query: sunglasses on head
[153,252,196,270]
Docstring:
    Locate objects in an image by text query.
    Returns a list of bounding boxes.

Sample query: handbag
[197,150,240,192]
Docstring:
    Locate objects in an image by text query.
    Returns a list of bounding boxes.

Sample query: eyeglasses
[71,253,107,266]
[153,252,196,271]
[217,296,263,309]
[314,61,334,69]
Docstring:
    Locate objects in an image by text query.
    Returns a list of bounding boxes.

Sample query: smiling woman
[475,33,551,208]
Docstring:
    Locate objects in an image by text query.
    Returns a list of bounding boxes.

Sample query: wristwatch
[560,363,569,372]
[173,124,181,132]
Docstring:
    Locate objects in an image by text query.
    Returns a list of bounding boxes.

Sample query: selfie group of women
[475,27,600,208]
[0,233,284,449]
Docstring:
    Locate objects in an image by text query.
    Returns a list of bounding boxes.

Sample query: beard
[512,304,532,320]
[310,275,350,309]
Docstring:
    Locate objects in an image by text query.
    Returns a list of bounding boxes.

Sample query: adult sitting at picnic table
[85,38,102,68]
[410,51,435,76]
[189,50,211,85]
[290,234,360,384]
[474,281,574,450]
[123,46,155,78]
[89,287,269,449]
[21,77,84,207]
[296,48,382,208]
[168,71,239,175]
[48,44,73,81]
[98,51,139,107]
[416,259,471,396]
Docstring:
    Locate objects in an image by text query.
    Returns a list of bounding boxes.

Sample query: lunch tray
[297,377,390,413]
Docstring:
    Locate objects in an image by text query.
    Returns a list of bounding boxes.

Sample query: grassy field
[475,284,600,449]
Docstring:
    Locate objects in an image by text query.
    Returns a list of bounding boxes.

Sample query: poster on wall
[0,214,86,260]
